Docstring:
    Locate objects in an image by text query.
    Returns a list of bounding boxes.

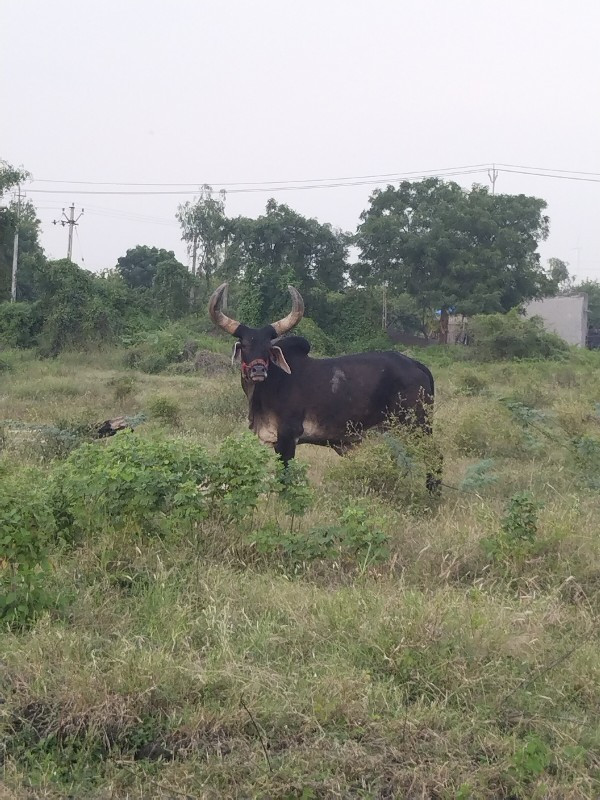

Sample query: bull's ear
[231,341,242,365]
[270,345,291,374]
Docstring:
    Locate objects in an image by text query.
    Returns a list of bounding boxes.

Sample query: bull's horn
[271,285,304,335]
[208,282,241,336]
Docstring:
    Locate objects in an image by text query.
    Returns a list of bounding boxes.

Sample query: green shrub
[482,491,541,564]
[456,370,488,396]
[148,395,181,426]
[468,309,569,361]
[0,301,41,348]
[51,431,304,535]
[123,328,185,374]
[327,417,440,509]
[210,432,284,521]
[571,435,600,489]
[250,502,388,568]
[0,471,56,626]
[52,434,214,535]
[108,374,136,402]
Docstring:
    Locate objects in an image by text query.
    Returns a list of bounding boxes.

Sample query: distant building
[445,294,589,348]
[524,294,588,347]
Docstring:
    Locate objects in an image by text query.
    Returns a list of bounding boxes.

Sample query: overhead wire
[30,163,492,187]
[24,167,491,196]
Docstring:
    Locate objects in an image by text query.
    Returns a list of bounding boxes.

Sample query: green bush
[468,309,569,361]
[148,395,181,426]
[482,491,542,565]
[295,317,338,356]
[51,431,309,535]
[327,417,441,509]
[0,471,56,626]
[250,502,388,568]
[52,434,214,535]
[456,370,488,396]
[0,301,41,348]
[108,374,136,403]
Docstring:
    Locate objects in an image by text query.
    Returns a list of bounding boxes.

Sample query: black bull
[209,283,442,492]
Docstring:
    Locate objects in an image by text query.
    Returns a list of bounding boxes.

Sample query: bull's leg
[274,431,297,468]
[397,395,442,495]
[426,451,443,495]
[420,415,443,496]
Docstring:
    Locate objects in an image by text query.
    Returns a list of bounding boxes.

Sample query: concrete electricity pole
[10,185,21,303]
[53,203,84,260]
[488,164,499,195]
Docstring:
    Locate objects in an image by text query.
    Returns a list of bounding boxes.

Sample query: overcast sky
[2,0,599,279]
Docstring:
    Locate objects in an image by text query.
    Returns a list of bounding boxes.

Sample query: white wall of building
[524,294,588,347]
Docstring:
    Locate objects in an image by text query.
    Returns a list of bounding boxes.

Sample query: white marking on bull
[252,414,278,446]
[302,419,323,438]
[331,368,346,394]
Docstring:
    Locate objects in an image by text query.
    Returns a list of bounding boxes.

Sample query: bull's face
[231,326,292,383]
[208,283,304,383]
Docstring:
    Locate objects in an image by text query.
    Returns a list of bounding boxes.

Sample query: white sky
[2,0,599,279]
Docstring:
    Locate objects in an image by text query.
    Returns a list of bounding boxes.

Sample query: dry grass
[1,348,600,798]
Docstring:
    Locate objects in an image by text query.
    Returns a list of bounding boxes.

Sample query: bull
[209,283,441,492]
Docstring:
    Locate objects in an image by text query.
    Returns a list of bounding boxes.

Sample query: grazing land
[1,344,600,799]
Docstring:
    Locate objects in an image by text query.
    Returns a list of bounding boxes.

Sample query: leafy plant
[108,374,136,403]
[469,309,569,362]
[52,433,214,536]
[250,503,389,569]
[482,491,541,564]
[0,471,56,626]
[210,433,281,521]
[148,394,181,426]
[571,434,600,489]
[510,734,552,783]
[459,459,498,492]
[277,459,313,518]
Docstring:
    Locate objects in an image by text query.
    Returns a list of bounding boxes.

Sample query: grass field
[1,345,600,799]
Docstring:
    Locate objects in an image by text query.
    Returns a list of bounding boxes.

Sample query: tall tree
[547,257,573,294]
[150,256,193,319]
[572,279,600,330]
[224,199,348,322]
[116,245,180,290]
[176,185,228,288]
[354,178,554,341]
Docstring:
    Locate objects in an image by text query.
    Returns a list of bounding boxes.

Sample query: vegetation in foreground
[1,345,600,799]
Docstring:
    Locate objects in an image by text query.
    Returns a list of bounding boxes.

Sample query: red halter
[241,357,269,378]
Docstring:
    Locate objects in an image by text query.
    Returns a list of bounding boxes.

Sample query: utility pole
[10,185,21,303]
[382,282,388,330]
[52,203,84,260]
[488,164,498,195]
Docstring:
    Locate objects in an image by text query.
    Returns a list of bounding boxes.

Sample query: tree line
[1,157,597,355]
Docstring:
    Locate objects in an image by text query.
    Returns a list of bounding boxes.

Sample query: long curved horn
[271,285,304,335]
[208,282,241,335]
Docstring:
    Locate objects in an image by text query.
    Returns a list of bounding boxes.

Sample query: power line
[30,163,491,187]
[496,163,600,178]
[24,167,490,196]
[497,167,600,184]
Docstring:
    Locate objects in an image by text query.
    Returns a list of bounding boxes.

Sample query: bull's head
[208,283,305,382]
